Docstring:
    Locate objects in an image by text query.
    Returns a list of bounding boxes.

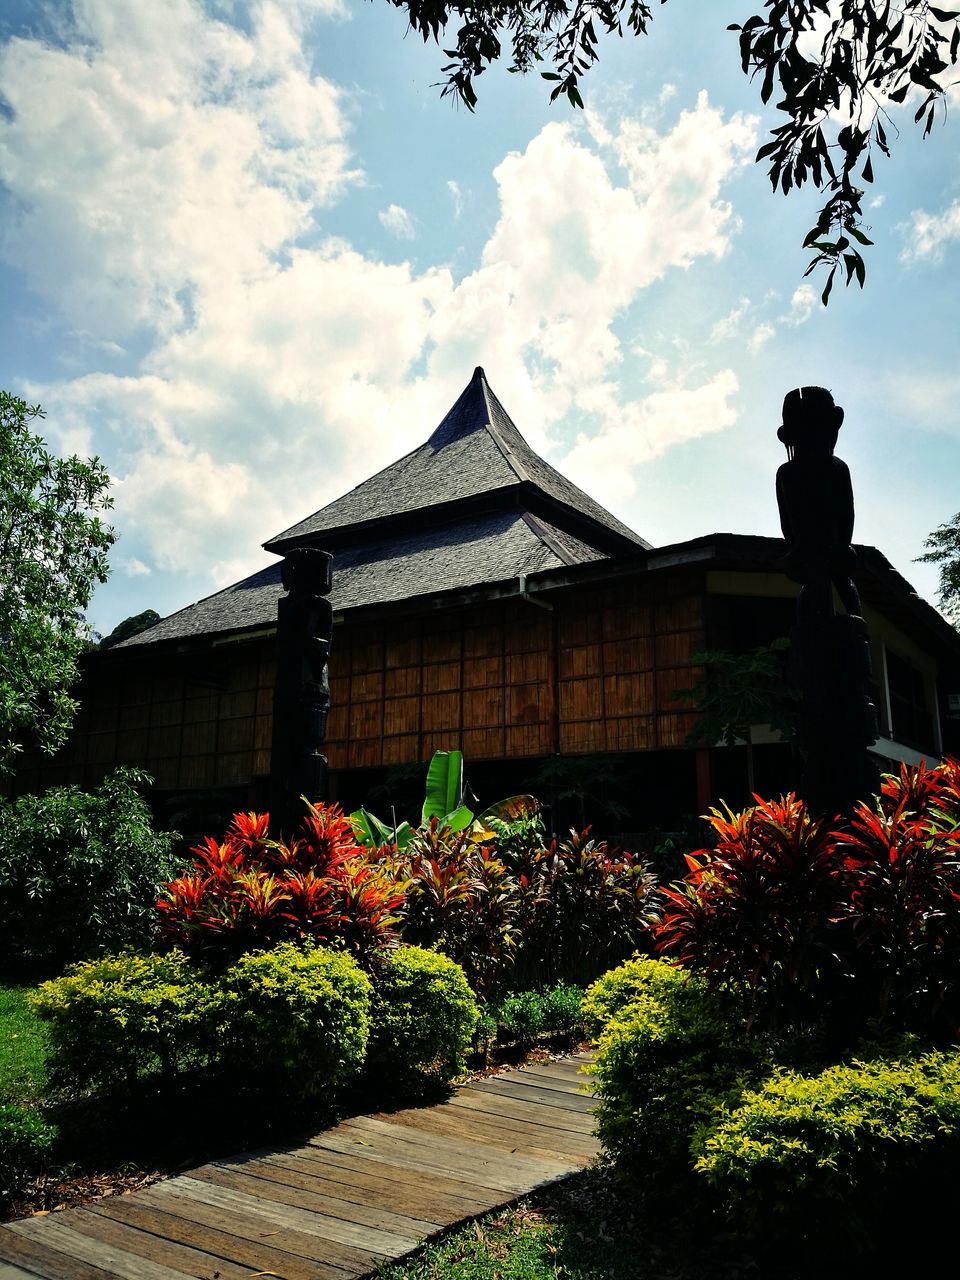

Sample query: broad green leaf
[422,749,464,824]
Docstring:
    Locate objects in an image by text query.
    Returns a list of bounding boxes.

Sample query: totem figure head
[777,386,845,460]
[281,547,333,596]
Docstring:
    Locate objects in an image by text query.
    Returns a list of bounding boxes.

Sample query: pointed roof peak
[263,367,650,554]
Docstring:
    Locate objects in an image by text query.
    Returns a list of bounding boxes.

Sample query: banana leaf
[350,805,413,850]
[422,749,467,825]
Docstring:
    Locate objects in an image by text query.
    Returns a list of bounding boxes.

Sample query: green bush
[696,1050,960,1246]
[0,1104,57,1205]
[220,943,371,1100]
[367,946,477,1086]
[0,768,179,970]
[585,956,769,1180]
[541,983,584,1035]
[32,950,215,1094]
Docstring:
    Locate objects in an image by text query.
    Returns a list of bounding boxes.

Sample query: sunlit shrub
[697,1050,960,1250]
[32,950,216,1093]
[218,942,370,1101]
[366,945,477,1086]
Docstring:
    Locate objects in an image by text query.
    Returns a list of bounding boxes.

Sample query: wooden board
[0,1055,597,1279]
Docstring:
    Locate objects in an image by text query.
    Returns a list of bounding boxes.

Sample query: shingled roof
[264,367,649,554]
[117,369,649,649]
[118,510,611,647]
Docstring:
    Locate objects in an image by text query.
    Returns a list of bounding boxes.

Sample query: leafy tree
[0,392,114,771]
[385,0,960,298]
[918,511,960,627]
[100,608,161,649]
[674,639,799,796]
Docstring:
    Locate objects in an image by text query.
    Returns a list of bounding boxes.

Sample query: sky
[1,0,958,637]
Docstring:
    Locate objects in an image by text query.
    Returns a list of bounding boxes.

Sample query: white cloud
[378,203,416,239]
[560,371,741,507]
[2,6,759,594]
[785,283,817,326]
[119,557,152,577]
[711,297,751,341]
[447,180,463,219]
[901,201,960,262]
[747,323,774,353]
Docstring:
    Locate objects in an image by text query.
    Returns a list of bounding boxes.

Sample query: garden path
[0,1053,598,1279]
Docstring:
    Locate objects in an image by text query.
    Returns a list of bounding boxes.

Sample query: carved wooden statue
[270,547,333,833]
[776,386,879,814]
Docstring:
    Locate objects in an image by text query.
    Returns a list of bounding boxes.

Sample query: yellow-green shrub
[585,957,768,1180]
[32,951,215,1093]
[367,945,477,1087]
[696,1051,960,1246]
[219,943,371,1100]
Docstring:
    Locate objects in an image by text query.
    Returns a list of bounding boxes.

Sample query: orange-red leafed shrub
[652,757,960,1032]
[157,802,404,964]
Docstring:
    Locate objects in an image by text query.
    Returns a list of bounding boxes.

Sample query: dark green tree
[100,608,161,649]
[675,639,799,797]
[917,511,960,627]
[385,1,960,298]
[0,392,114,771]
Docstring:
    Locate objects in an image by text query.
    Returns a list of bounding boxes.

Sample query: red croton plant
[157,802,405,964]
[653,757,960,1033]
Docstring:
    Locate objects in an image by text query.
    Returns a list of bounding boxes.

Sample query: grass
[0,983,49,1104]
[375,1170,765,1280]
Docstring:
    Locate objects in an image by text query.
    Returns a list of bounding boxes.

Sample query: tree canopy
[100,609,161,650]
[387,0,960,300]
[0,392,114,771]
[918,512,960,626]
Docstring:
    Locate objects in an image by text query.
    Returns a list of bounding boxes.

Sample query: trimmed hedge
[221,943,371,1099]
[367,946,477,1086]
[32,944,371,1102]
[697,1050,960,1245]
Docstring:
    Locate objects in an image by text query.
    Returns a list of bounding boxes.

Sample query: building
[16,368,960,833]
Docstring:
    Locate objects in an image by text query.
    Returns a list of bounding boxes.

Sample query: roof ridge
[477,370,531,484]
[519,511,580,567]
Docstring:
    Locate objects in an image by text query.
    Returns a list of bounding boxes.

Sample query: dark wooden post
[775,386,879,815]
[270,547,333,836]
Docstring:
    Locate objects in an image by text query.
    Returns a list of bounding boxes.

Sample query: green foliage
[219,943,371,1100]
[0,985,50,1104]
[99,609,161,649]
[0,1103,57,1205]
[585,957,769,1180]
[386,2,960,295]
[0,391,114,770]
[32,943,371,1104]
[367,945,477,1086]
[493,984,584,1044]
[32,950,216,1094]
[698,1051,960,1246]
[917,509,960,626]
[0,768,179,970]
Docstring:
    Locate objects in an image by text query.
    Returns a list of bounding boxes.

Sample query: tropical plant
[654,758,960,1033]
[0,768,179,971]
[0,1104,57,1209]
[351,749,538,850]
[157,801,403,964]
[673,640,799,797]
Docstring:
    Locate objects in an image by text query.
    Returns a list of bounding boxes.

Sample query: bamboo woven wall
[324,571,705,770]
[13,570,705,797]
[13,639,276,797]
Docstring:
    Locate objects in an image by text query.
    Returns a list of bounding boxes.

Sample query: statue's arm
[776,465,794,542]
[835,460,855,547]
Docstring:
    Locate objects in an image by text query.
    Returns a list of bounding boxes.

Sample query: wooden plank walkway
[0,1054,598,1280]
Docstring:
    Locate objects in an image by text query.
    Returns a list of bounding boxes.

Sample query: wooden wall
[12,641,276,797]
[324,571,705,769]
[12,569,705,797]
